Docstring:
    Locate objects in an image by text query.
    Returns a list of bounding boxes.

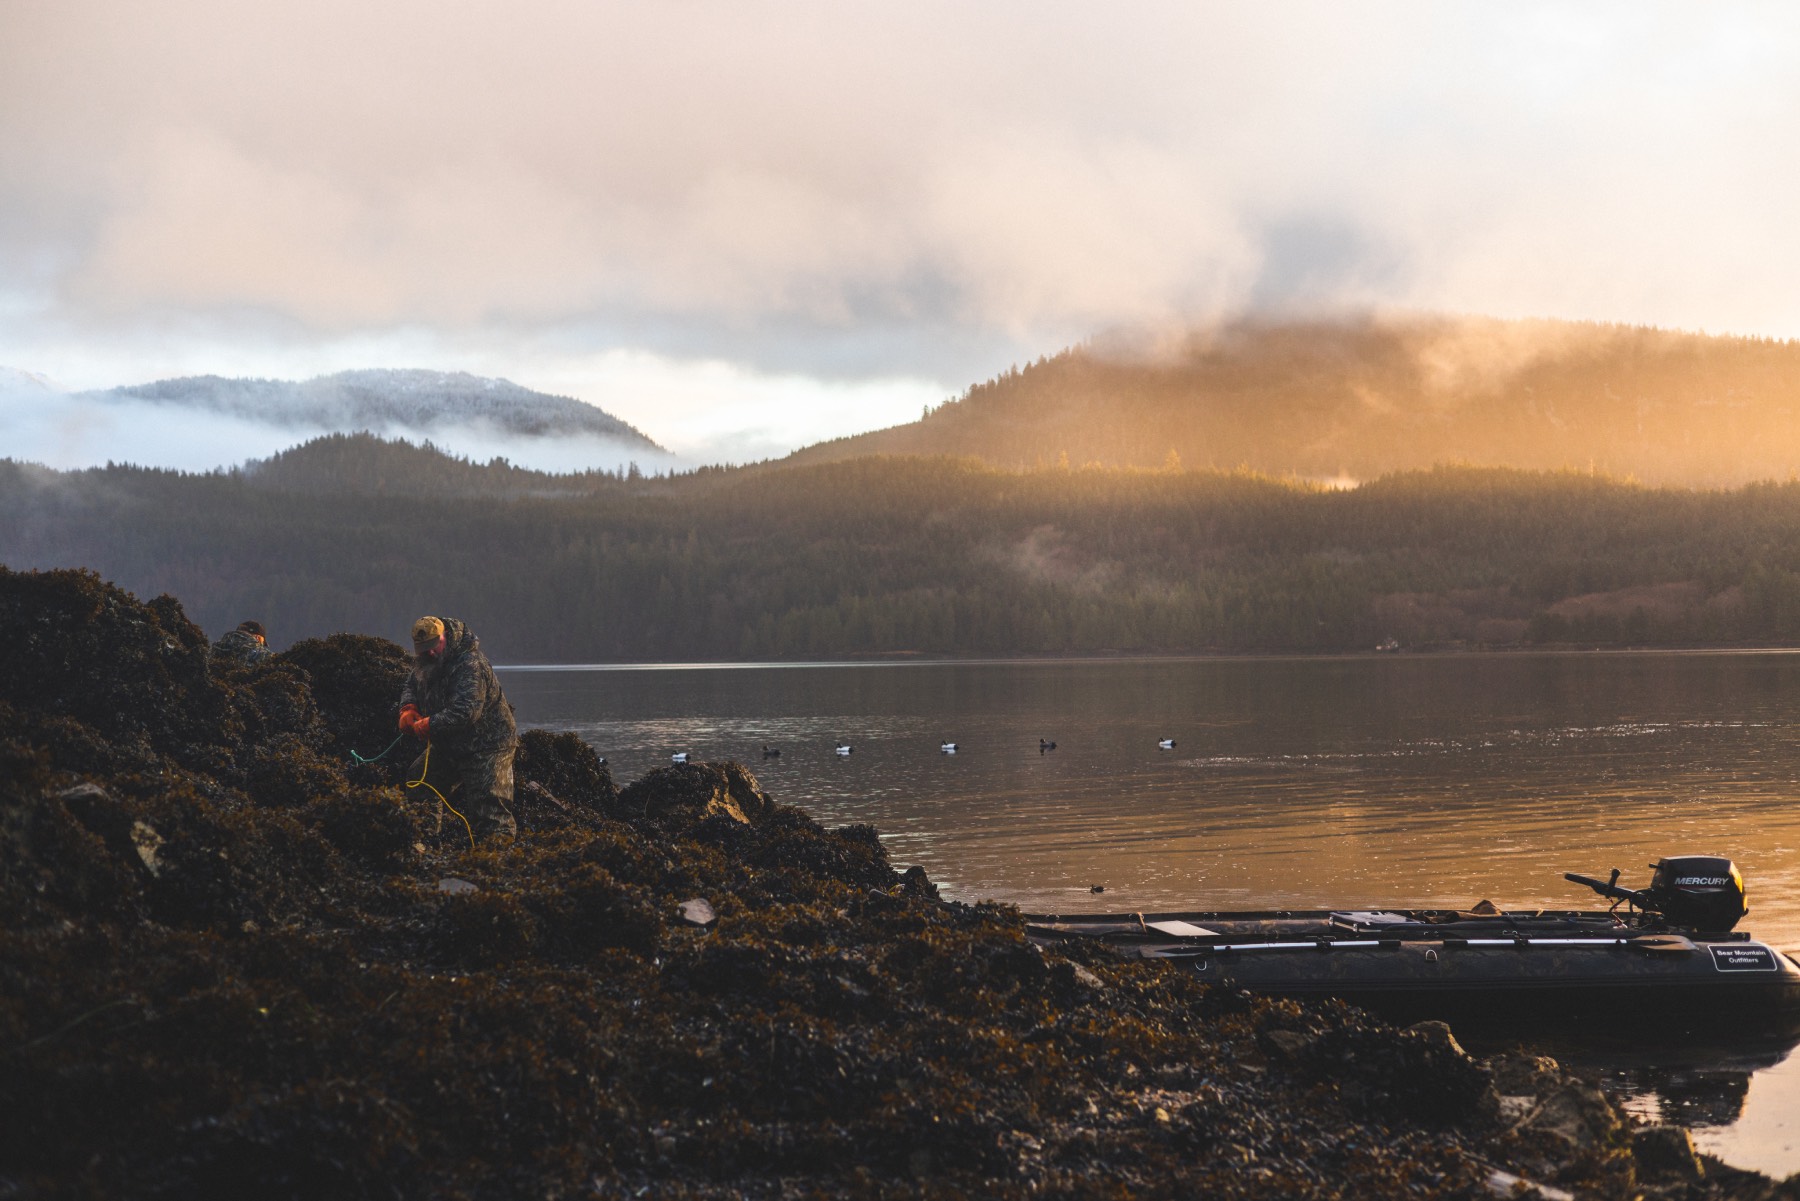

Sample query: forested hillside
[790,317,1800,487]
[7,439,1800,661]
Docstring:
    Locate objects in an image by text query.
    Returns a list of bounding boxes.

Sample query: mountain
[87,368,663,449]
[786,316,1800,487]
[0,366,63,396]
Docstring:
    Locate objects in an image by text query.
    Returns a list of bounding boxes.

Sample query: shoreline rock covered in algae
[0,566,1789,1199]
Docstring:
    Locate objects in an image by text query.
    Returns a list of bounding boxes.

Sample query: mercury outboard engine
[1646,855,1747,931]
[1564,854,1748,931]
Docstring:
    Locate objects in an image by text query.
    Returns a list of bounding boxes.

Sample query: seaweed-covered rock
[618,760,772,827]
[302,786,424,869]
[515,728,617,831]
[277,633,412,782]
[1274,1012,1498,1127]
[0,567,240,770]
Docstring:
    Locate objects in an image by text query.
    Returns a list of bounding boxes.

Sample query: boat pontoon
[1026,855,1800,1026]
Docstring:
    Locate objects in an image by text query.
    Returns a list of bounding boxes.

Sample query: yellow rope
[407,741,476,852]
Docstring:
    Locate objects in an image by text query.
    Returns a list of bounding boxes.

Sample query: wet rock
[675,898,716,926]
[1520,1081,1622,1150]
[899,864,940,900]
[129,821,165,876]
[1487,1049,1562,1096]
[1632,1124,1704,1183]
[55,781,112,809]
[1406,1019,1466,1058]
[617,760,771,827]
[1485,1168,1575,1200]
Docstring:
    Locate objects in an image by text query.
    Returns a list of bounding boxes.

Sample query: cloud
[6,1,1800,459]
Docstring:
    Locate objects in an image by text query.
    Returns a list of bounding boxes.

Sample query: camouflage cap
[412,616,445,648]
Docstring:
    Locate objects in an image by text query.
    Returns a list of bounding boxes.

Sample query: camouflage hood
[400,616,515,757]
[438,616,478,664]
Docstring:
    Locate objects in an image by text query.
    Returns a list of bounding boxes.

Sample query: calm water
[500,651,1800,1178]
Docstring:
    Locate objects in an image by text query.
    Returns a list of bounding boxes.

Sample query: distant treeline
[6,437,1800,661]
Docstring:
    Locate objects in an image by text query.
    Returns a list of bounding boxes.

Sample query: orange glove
[413,715,431,739]
[398,704,420,734]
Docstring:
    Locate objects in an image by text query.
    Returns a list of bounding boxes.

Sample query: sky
[5,2,1800,467]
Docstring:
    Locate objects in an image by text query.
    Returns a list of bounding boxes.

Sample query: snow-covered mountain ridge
[0,365,672,473]
[89,368,662,449]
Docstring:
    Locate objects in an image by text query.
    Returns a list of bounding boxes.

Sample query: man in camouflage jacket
[398,615,518,840]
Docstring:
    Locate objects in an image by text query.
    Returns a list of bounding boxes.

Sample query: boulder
[514,728,617,827]
[1487,1050,1561,1096]
[617,760,771,827]
[1518,1081,1624,1155]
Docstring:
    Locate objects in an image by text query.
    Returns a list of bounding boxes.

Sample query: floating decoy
[1157,739,1176,750]
[835,743,853,756]
[761,745,780,758]
[940,742,958,753]
[671,751,690,763]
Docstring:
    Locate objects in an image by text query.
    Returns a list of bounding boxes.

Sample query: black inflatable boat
[1026,855,1800,1027]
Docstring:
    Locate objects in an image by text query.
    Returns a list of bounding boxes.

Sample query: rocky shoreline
[2,566,1795,1199]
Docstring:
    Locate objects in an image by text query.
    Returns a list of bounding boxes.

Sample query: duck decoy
[835,743,853,756]
[940,742,958,753]
[761,745,780,758]
[671,751,690,764]
[1157,739,1176,750]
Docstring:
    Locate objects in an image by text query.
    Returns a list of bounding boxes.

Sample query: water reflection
[501,650,1800,1177]
[1512,1031,1800,1177]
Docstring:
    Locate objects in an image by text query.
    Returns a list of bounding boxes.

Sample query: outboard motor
[1564,854,1748,931]
[1646,855,1747,931]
